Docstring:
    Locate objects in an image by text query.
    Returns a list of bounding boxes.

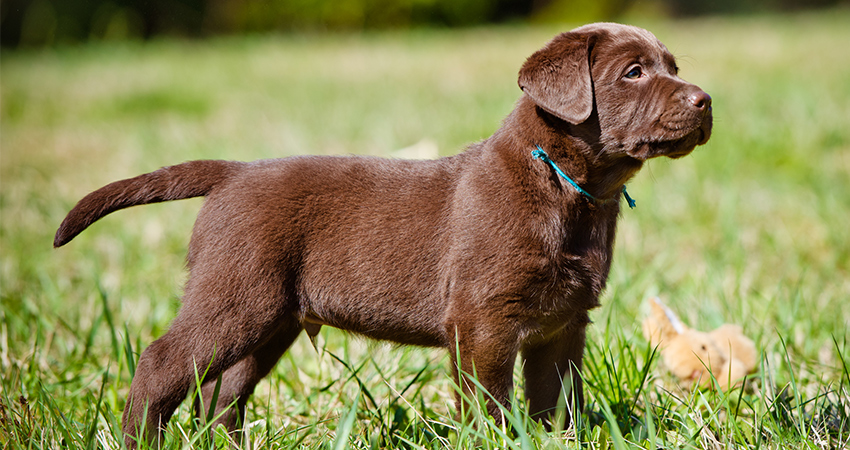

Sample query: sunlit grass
[2,8,849,449]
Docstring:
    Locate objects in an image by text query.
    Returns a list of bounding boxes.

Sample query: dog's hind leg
[193,316,302,437]
[121,276,295,448]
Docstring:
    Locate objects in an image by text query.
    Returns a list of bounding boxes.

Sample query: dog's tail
[54,160,242,248]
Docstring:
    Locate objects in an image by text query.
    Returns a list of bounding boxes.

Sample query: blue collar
[532,145,636,209]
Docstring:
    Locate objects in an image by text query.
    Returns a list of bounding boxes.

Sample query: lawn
[1,8,848,449]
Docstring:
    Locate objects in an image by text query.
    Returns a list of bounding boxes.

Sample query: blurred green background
[2,0,849,447]
[2,0,846,47]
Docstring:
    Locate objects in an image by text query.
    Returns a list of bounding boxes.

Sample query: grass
[2,8,849,449]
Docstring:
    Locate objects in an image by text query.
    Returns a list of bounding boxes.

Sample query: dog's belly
[298,212,452,347]
[300,291,449,347]
[298,243,450,347]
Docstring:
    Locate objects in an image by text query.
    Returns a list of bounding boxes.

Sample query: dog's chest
[535,206,619,317]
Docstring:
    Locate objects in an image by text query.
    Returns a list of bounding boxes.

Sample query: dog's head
[519,23,712,160]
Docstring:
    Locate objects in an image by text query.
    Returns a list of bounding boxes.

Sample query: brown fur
[54,23,712,447]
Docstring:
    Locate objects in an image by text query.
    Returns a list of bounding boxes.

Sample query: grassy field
[2,9,849,449]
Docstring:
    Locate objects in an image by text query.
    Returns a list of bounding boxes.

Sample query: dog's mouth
[629,111,713,160]
[694,107,713,146]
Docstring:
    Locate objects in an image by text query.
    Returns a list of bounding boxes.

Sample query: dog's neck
[499,96,644,202]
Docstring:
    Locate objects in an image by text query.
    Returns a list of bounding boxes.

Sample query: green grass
[2,9,849,449]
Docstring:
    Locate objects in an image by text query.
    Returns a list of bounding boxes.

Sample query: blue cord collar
[532,145,636,209]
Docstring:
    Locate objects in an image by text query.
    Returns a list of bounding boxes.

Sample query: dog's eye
[625,66,643,79]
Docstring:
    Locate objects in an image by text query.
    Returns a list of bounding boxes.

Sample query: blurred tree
[0,0,844,47]
[2,0,207,46]
[530,0,630,24]
[665,0,842,15]
[203,0,534,32]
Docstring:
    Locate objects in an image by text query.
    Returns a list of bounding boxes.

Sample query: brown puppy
[55,23,712,447]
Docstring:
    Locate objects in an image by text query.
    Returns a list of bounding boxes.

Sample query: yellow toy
[642,297,758,390]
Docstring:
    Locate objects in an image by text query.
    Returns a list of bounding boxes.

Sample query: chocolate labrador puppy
[55,23,711,447]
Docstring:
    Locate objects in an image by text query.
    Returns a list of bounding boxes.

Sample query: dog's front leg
[448,320,520,425]
[520,320,587,430]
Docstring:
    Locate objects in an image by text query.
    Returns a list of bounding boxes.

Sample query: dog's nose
[688,91,712,112]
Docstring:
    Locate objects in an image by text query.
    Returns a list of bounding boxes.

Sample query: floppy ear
[518,32,595,124]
